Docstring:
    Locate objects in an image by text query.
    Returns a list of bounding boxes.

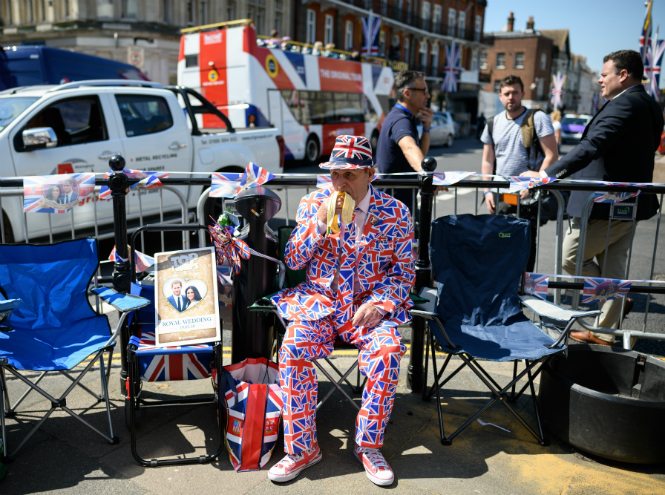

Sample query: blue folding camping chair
[0,239,150,461]
[411,214,600,445]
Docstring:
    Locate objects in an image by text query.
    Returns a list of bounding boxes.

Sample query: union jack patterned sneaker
[354,445,394,486]
[267,445,322,483]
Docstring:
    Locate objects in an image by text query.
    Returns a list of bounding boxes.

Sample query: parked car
[561,114,591,143]
[417,111,455,147]
[0,80,284,242]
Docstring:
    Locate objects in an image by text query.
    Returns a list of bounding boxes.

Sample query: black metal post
[108,154,131,393]
[407,157,437,393]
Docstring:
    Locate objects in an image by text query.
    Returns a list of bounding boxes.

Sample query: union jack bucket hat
[319,135,375,170]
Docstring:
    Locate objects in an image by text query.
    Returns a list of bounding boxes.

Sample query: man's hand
[519,171,542,178]
[484,191,495,214]
[520,189,531,200]
[417,107,434,130]
[351,302,383,330]
[316,195,344,224]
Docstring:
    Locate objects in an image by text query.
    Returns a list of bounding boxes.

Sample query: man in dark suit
[166,280,189,313]
[522,50,664,346]
[59,178,78,204]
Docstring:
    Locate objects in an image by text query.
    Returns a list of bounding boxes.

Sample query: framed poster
[154,247,221,347]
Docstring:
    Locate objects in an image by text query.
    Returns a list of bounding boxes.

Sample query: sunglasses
[408,87,429,93]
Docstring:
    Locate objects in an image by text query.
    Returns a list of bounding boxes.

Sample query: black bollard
[108,154,132,393]
[407,156,437,393]
[231,186,281,363]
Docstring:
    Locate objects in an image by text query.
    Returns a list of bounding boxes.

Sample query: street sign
[127,46,145,70]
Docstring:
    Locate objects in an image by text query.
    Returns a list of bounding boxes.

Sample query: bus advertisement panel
[178,23,394,163]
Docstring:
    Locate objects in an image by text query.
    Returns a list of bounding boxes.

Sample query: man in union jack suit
[267,135,415,486]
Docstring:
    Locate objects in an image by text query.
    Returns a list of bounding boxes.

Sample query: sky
[483,0,665,74]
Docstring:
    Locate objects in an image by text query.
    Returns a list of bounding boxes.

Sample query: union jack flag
[136,329,213,381]
[523,273,549,300]
[361,13,381,56]
[210,162,274,198]
[582,277,631,304]
[441,42,462,93]
[508,176,557,192]
[550,72,566,110]
[432,171,475,186]
[108,245,155,272]
[23,173,95,213]
[98,169,168,200]
[640,0,653,62]
[208,223,251,274]
[594,190,641,203]
[644,37,665,98]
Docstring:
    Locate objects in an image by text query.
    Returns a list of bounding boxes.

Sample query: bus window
[364,96,378,124]
[333,93,364,124]
[281,90,365,126]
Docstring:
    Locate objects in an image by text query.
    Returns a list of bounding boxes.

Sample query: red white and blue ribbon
[98,169,168,200]
[441,42,462,93]
[109,245,155,272]
[550,72,566,110]
[644,36,665,99]
[508,176,558,192]
[317,171,475,188]
[523,273,550,300]
[23,173,95,213]
[361,13,381,56]
[582,278,631,304]
[210,162,275,199]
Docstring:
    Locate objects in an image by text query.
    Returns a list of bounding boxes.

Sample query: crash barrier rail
[2,157,665,392]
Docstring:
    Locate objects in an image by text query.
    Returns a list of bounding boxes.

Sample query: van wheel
[202,166,244,244]
[304,135,320,166]
[1,212,14,244]
[370,131,379,152]
[445,133,454,147]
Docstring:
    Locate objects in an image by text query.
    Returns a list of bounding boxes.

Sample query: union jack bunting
[361,13,381,56]
[136,329,213,382]
[550,72,566,110]
[208,223,251,274]
[23,173,95,213]
[441,43,462,93]
[98,169,168,200]
[320,135,374,169]
[593,190,641,203]
[523,273,549,300]
[508,176,557,192]
[432,171,475,186]
[212,358,283,471]
[210,162,275,198]
[640,0,653,61]
[108,245,155,272]
[644,37,665,98]
[582,277,631,305]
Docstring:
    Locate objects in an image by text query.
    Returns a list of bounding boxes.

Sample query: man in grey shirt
[480,75,559,271]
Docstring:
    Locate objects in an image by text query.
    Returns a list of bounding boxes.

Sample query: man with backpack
[480,75,559,271]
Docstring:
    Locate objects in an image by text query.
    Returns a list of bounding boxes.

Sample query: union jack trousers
[272,185,415,454]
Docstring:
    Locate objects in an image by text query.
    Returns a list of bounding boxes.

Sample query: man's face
[62,181,73,194]
[172,283,182,297]
[499,84,524,112]
[330,168,374,204]
[599,60,626,99]
[405,78,430,110]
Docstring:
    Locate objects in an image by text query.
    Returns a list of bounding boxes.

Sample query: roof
[540,29,569,51]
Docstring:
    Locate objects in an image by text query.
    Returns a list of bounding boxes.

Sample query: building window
[494,81,501,93]
[227,1,235,20]
[432,5,441,34]
[496,53,505,69]
[39,0,46,21]
[537,78,544,99]
[405,0,411,24]
[457,10,466,39]
[447,8,455,37]
[475,15,482,42]
[122,0,138,18]
[324,14,334,45]
[431,43,439,73]
[275,0,282,34]
[540,52,547,70]
[471,48,479,71]
[64,0,69,17]
[404,37,410,63]
[3,0,13,24]
[480,50,487,70]
[381,0,387,16]
[187,0,195,25]
[306,9,316,45]
[344,20,353,50]
[421,2,430,22]
[249,0,266,35]
[514,52,525,69]
[419,40,428,69]
[199,0,208,25]
[163,0,172,23]
[24,0,34,23]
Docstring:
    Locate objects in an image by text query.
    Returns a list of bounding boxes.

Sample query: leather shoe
[623,297,634,317]
[569,330,614,346]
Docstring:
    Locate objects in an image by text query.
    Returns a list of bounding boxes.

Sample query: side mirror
[22,127,58,150]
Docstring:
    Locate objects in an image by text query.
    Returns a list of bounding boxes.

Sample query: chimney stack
[526,16,535,30]
[507,12,515,32]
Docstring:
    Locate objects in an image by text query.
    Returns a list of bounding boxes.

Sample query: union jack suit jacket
[271,185,415,325]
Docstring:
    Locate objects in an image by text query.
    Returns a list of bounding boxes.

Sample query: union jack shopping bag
[212,357,283,472]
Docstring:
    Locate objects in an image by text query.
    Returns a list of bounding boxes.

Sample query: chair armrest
[91,287,151,313]
[0,297,21,331]
[519,294,601,323]
[248,296,278,312]
[413,287,438,314]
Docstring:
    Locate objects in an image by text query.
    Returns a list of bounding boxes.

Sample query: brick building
[481,13,554,109]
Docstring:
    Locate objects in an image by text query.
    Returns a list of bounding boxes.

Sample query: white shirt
[174,294,185,311]
[317,188,371,293]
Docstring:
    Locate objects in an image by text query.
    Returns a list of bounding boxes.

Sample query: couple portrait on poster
[166,279,203,313]
[45,178,78,205]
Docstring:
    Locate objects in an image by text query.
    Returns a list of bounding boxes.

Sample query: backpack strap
[521,108,544,164]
